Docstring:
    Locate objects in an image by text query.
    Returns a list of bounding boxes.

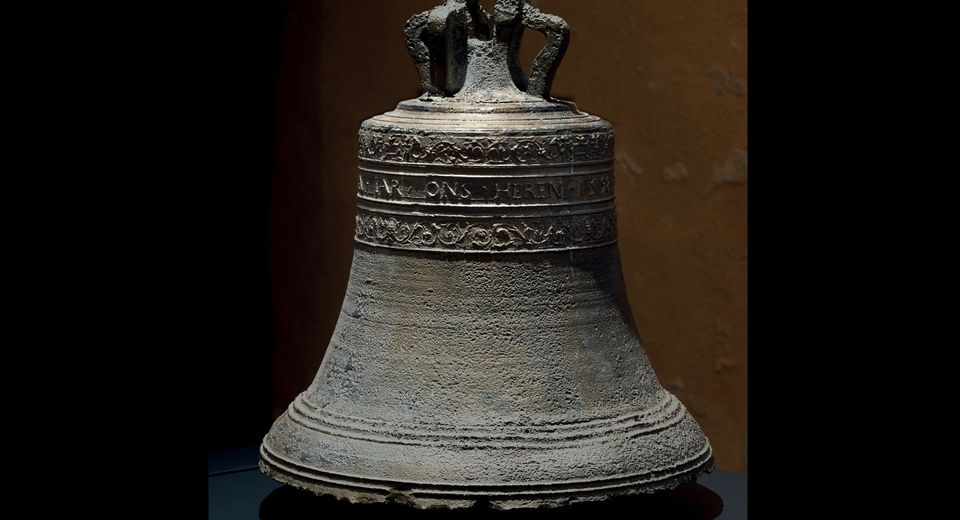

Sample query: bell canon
[260,0,713,509]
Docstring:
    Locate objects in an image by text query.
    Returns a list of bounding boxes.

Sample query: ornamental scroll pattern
[355,212,618,252]
[358,130,614,165]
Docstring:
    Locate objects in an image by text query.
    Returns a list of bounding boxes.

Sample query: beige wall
[271,0,747,473]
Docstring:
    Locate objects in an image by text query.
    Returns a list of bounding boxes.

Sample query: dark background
[207,0,747,473]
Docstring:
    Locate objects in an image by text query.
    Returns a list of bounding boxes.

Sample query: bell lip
[258,442,714,509]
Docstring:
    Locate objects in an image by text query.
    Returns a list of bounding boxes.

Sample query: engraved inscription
[358,175,413,198]
[355,211,618,252]
[424,181,472,200]
[358,130,615,165]
[358,173,614,204]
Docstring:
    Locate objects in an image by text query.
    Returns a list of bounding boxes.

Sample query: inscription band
[358,170,614,206]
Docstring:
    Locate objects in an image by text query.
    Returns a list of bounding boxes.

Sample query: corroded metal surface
[261,0,713,509]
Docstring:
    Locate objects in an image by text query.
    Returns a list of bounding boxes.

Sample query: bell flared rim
[259,437,714,510]
[260,386,714,509]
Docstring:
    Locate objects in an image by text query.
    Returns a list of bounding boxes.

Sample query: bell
[260,0,713,510]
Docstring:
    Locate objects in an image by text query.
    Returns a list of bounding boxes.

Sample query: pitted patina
[260,0,713,509]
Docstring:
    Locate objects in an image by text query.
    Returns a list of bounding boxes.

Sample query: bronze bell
[260,0,713,509]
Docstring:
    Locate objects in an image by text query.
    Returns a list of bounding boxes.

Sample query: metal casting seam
[282,401,686,448]
[358,164,614,178]
[356,196,615,209]
[355,205,617,219]
[297,393,676,432]
[357,158,615,170]
[353,238,619,253]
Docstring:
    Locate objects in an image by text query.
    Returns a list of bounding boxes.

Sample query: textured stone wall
[270,0,746,473]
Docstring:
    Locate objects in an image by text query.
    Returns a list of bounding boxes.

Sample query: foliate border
[355,211,618,252]
[358,130,614,166]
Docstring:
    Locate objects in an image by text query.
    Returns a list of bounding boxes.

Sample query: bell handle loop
[404,10,444,96]
[509,2,570,99]
[405,1,569,100]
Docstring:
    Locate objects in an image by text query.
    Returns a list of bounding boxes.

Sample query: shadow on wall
[260,482,724,519]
